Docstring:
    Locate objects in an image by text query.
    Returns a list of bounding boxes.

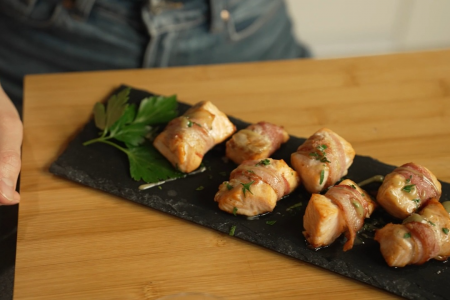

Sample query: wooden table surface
[16,50,450,300]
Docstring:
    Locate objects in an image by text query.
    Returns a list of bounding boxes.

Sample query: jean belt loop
[209,0,226,33]
[74,0,96,18]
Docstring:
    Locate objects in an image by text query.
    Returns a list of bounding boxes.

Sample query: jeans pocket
[226,0,283,42]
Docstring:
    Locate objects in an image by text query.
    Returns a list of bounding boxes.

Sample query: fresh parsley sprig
[83,87,183,183]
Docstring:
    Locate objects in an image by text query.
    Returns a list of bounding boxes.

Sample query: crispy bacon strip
[291,128,355,193]
[303,179,376,251]
[375,199,450,267]
[153,101,236,173]
[226,122,289,164]
[377,162,442,219]
[214,158,300,216]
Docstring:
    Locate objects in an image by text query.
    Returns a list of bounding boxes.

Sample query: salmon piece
[215,158,300,216]
[377,162,442,219]
[303,194,345,248]
[303,179,376,251]
[153,101,236,173]
[291,128,355,194]
[226,122,289,164]
[375,199,450,267]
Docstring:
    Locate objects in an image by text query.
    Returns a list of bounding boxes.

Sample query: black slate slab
[50,86,450,300]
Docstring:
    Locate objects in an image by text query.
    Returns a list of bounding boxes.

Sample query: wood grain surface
[16,50,450,300]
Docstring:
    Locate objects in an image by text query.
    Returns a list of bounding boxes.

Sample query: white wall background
[285,0,450,58]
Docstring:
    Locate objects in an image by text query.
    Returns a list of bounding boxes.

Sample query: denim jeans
[0,0,310,107]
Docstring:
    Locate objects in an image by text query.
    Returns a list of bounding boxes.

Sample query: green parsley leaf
[412,198,420,208]
[402,184,416,193]
[256,159,271,166]
[404,232,411,239]
[133,95,178,125]
[127,143,184,182]
[443,228,449,235]
[320,169,325,185]
[225,182,233,190]
[93,102,107,130]
[187,119,193,127]
[229,225,236,236]
[351,184,357,189]
[317,144,328,152]
[158,186,162,190]
[241,181,255,197]
[361,193,365,197]
[428,221,435,226]
[286,202,303,211]
[232,207,238,216]
[406,175,412,184]
[247,169,255,174]
[320,156,331,163]
[196,186,204,191]
[266,220,277,225]
[104,87,130,130]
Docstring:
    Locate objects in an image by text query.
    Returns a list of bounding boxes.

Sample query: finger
[0,84,22,205]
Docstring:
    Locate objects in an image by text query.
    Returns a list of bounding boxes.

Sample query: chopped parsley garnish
[266,220,277,225]
[406,175,412,184]
[402,184,416,193]
[317,144,327,152]
[187,119,193,127]
[225,182,233,191]
[256,159,271,166]
[412,198,420,208]
[158,186,162,190]
[361,193,365,197]
[286,202,303,212]
[443,228,449,235]
[232,207,238,216]
[196,186,204,191]
[247,169,255,174]
[428,221,436,226]
[404,232,411,239]
[241,181,254,197]
[309,144,331,163]
[351,184,357,189]
[229,225,236,236]
[319,169,325,185]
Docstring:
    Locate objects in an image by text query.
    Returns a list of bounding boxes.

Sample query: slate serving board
[50,86,450,300]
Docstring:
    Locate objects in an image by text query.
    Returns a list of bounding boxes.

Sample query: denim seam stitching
[227,0,282,42]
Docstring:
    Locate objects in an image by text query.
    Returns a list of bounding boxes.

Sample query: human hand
[0,83,22,205]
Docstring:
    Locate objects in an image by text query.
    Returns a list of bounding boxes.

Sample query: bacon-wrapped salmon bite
[303,179,376,251]
[226,122,289,165]
[214,158,300,216]
[375,199,450,267]
[376,162,442,219]
[153,101,236,173]
[291,128,355,194]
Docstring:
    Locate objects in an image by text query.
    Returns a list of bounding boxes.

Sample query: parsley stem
[358,175,384,187]
[83,138,130,156]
